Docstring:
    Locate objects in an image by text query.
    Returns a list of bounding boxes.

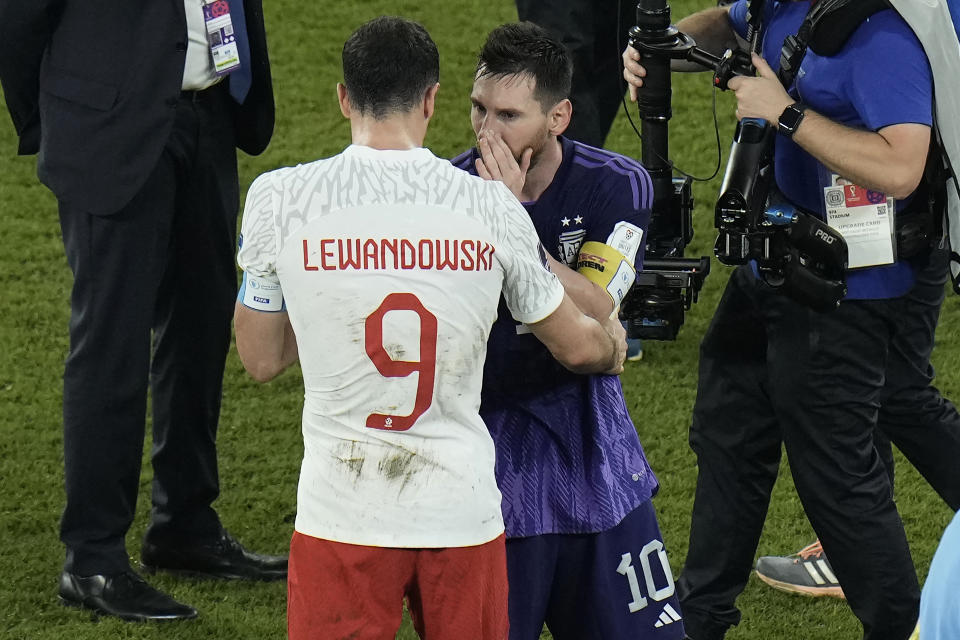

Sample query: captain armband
[576,241,636,307]
[238,271,286,312]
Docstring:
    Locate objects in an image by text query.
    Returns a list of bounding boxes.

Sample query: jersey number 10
[616,539,677,613]
[364,292,437,431]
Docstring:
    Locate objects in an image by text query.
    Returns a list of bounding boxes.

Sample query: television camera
[621,0,851,331]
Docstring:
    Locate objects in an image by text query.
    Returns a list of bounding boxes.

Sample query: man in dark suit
[0,0,286,622]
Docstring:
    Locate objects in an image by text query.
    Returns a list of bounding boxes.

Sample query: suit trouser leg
[771,296,919,640]
[588,0,636,146]
[677,267,783,640]
[58,150,180,576]
[59,89,238,573]
[146,88,239,545]
[515,0,617,147]
[878,248,960,510]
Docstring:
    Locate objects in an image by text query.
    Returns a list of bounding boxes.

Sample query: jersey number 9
[364,293,437,431]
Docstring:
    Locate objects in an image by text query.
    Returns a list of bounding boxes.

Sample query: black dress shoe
[141,529,287,581]
[58,570,198,621]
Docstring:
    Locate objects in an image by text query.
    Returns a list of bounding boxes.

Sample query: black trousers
[58,84,239,576]
[515,0,635,147]
[877,249,960,510]
[678,265,933,640]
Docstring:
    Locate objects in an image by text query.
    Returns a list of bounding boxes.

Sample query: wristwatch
[778,102,808,138]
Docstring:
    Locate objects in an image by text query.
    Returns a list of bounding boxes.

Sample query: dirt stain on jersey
[333,441,365,481]
[380,450,416,480]
[378,444,442,495]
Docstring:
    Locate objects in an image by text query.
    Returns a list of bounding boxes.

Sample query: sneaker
[755,540,845,599]
[626,337,644,361]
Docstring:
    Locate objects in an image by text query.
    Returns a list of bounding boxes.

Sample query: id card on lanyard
[202,0,242,76]
[823,174,896,269]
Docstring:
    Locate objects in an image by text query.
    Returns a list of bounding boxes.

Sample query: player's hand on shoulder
[475,129,531,200]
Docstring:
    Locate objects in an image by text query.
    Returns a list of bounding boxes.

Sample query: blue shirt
[918,510,960,640]
[729,0,933,299]
[452,137,659,537]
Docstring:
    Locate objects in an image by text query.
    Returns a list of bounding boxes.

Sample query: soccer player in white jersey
[232,17,627,640]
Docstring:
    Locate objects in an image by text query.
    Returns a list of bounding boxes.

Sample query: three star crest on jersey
[558,229,587,267]
[558,213,586,266]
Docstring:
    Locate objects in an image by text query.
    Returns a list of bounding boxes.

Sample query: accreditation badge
[202,0,241,75]
[823,175,895,269]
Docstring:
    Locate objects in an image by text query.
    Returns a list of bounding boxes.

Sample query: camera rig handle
[715,119,848,310]
[617,0,718,341]
[627,0,759,93]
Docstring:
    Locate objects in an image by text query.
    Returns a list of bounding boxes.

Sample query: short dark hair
[342,16,439,119]
[476,22,573,110]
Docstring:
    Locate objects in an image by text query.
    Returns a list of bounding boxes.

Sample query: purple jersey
[452,136,658,537]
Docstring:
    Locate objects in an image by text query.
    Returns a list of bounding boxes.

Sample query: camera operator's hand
[476,129,532,200]
[622,45,646,102]
[622,5,739,100]
[726,53,793,123]
[600,310,627,376]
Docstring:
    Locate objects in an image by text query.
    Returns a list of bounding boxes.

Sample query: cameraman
[623,2,951,639]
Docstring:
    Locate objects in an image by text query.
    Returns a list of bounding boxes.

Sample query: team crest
[558,229,587,267]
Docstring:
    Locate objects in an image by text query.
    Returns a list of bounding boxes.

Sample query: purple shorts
[505,500,686,640]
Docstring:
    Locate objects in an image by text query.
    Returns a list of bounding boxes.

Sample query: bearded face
[470,72,556,169]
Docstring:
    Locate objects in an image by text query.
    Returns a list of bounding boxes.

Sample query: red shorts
[287,531,509,640]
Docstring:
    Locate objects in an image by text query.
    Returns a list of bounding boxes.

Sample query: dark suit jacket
[0,0,274,215]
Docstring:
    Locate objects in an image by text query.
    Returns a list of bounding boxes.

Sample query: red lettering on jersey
[436,239,459,271]
[477,241,493,270]
[487,244,496,270]
[363,239,379,270]
[418,239,434,269]
[364,293,437,431]
[320,239,336,271]
[339,238,362,270]
[381,238,399,269]
[400,239,417,269]
[461,240,475,270]
[303,239,319,271]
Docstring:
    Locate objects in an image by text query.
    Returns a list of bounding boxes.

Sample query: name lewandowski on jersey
[301,236,498,272]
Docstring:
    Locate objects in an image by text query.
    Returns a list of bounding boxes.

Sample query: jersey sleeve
[582,163,653,271]
[237,171,283,279]
[450,148,479,173]
[845,13,932,131]
[487,182,565,324]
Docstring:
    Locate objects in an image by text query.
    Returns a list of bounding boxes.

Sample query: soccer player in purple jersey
[452,22,686,640]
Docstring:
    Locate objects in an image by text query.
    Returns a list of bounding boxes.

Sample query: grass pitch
[0,1,955,638]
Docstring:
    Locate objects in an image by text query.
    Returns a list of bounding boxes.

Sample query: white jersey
[238,144,564,548]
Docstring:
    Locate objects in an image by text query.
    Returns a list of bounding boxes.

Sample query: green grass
[0,1,955,638]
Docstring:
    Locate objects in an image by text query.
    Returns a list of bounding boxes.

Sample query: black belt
[179,80,226,103]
